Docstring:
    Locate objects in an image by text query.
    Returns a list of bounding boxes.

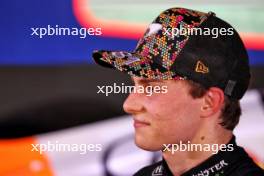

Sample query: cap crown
[135,8,250,99]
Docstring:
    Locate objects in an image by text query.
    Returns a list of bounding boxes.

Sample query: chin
[134,136,162,151]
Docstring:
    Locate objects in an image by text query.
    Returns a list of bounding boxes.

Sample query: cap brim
[92,50,178,79]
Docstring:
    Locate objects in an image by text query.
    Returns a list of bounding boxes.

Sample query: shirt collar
[160,136,238,176]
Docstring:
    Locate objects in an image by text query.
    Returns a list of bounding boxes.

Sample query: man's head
[123,76,240,151]
[92,8,250,151]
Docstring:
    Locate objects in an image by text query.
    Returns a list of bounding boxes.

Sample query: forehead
[131,76,165,83]
[130,77,191,91]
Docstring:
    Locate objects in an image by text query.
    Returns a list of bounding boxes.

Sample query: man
[93,7,264,176]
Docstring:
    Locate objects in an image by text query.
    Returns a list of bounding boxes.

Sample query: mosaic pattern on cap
[94,8,209,80]
[96,50,178,79]
[135,8,208,70]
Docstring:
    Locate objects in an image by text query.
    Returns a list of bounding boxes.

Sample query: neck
[162,125,233,175]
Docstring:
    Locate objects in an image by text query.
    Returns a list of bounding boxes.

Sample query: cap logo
[195,60,209,74]
[145,23,163,37]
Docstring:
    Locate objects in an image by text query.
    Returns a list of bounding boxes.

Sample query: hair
[186,80,241,130]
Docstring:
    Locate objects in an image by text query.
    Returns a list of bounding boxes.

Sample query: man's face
[123,77,204,151]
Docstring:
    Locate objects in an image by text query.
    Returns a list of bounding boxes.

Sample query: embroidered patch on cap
[195,60,209,74]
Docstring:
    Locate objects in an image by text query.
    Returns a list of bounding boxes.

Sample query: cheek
[145,93,188,120]
[145,94,202,142]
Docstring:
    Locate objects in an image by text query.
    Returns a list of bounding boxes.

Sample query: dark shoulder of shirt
[133,136,264,176]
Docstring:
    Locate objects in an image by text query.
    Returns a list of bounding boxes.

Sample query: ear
[200,87,225,118]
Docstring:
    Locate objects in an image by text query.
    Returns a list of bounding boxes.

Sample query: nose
[123,92,145,114]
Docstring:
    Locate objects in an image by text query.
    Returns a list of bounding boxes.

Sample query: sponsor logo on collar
[192,160,228,176]
[152,165,163,176]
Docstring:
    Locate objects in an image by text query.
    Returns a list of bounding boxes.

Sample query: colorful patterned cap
[93,7,250,99]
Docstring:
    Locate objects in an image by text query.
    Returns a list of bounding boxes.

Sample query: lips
[133,119,151,128]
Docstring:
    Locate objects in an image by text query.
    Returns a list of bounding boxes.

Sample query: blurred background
[0,0,263,175]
